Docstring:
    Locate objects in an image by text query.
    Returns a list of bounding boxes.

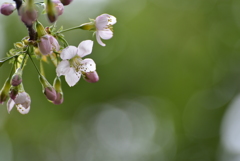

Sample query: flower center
[69,55,83,73]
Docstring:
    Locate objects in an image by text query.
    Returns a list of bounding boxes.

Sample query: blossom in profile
[0,3,16,16]
[56,40,96,87]
[7,92,31,114]
[95,14,117,46]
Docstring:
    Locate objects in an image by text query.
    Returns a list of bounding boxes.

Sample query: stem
[58,26,81,33]
[20,53,28,69]
[28,53,41,76]
[26,24,37,41]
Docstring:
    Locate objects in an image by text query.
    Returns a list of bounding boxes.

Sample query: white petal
[7,99,15,114]
[16,104,30,114]
[65,68,81,87]
[108,15,117,25]
[96,31,106,46]
[80,58,96,73]
[99,29,113,40]
[95,14,109,30]
[60,46,78,60]
[56,60,70,76]
[77,40,94,57]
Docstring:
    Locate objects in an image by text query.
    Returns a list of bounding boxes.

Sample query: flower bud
[36,20,47,37]
[46,0,58,23]
[38,35,60,55]
[19,0,37,26]
[39,75,57,101]
[84,71,99,83]
[53,77,63,104]
[0,78,11,104]
[60,0,73,6]
[9,87,18,100]
[52,0,64,16]
[0,3,16,16]
[11,68,23,86]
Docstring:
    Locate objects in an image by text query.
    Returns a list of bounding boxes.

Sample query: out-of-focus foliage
[0,0,240,160]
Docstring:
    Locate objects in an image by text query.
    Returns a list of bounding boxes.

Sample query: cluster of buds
[0,0,117,114]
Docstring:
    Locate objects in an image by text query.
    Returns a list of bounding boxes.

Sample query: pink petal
[95,14,109,30]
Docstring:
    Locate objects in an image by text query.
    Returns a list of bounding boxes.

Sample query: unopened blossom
[0,3,15,16]
[38,35,60,55]
[83,71,99,83]
[19,0,37,26]
[39,75,57,102]
[56,40,96,87]
[95,14,117,46]
[60,0,73,6]
[53,77,63,105]
[52,0,64,16]
[7,92,31,114]
[11,68,23,86]
[46,0,58,23]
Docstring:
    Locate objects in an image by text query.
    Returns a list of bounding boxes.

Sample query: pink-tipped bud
[53,77,63,104]
[38,35,60,55]
[0,3,15,16]
[9,87,18,100]
[39,75,57,102]
[53,92,63,104]
[84,71,99,83]
[19,5,38,26]
[44,87,57,101]
[11,68,23,86]
[60,0,73,6]
[46,0,58,23]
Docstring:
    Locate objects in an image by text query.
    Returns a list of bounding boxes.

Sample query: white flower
[7,92,31,114]
[95,14,117,46]
[56,40,96,87]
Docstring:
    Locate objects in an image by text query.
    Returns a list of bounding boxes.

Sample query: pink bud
[84,71,99,83]
[11,68,23,86]
[44,87,57,101]
[9,88,18,100]
[52,0,64,16]
[38,35,60,55]
[60,0,73,6]
[19,5,37,26]
[53,92,63,104]
[0,3,15,16]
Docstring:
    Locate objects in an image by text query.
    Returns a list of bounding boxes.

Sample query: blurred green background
[1,0,240,160]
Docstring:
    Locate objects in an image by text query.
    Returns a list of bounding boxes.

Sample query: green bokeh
[0,0,240,160]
